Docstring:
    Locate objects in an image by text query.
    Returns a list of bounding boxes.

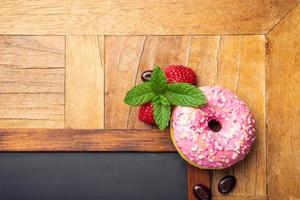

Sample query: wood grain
[187,165,210,200]
[267,5,300,200]
[125,36,159,130]
[0,0,296,35]
[0,129,174,152]
[105,36,147,129]
[0,36,65,128]
[188,36,220,85]
[65,36,104,129]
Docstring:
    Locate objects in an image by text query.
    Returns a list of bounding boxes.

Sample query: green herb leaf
[124,66,208,131]
[150,66,167,94]
[153,96,171,131]
[165,83,207,107]
[124,82,156,106]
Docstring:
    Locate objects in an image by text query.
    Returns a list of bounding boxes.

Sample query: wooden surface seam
[266,3,299,35]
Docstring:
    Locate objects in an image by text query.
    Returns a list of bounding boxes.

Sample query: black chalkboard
[0,153,187,200]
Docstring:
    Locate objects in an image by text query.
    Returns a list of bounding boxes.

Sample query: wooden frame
[0,129,175,152]
[0,1,299,200]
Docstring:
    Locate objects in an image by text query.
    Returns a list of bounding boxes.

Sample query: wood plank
[0,0,296,35]
[0,93,63,121]
[154,36,191,68]
[216,36,266,196]
[188,36,266,196]
[105,36,147,129]
[187,165,210,200]
[267,5,300,200]
[65,36,104,129]
[125,36,159,130]
[0,119,64,129]
[0,129,175,152]
[189,36,220,85]
[0,36,65,128]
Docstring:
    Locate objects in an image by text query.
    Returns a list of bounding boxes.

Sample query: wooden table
[0,1,299,200]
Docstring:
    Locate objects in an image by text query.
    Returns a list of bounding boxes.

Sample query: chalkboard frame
[0,128,210,200]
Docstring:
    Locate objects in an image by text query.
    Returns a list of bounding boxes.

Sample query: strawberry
[164,65,197,85]
[138,103,155,125]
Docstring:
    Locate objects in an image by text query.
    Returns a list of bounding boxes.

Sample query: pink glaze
[172,86,255,169]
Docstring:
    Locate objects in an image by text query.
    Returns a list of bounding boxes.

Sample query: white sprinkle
[231,153,238,159]
[191,145,198,152]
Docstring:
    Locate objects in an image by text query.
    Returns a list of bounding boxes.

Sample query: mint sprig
[124,66,207,131]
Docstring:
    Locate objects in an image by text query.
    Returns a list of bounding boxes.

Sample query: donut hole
[208,119,222,132]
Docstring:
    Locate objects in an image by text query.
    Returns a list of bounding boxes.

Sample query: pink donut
[170,86,255,169]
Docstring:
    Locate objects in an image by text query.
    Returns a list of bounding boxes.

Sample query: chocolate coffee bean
[218,175,236,194]
[141,70,153,81]
[193,184,212,200]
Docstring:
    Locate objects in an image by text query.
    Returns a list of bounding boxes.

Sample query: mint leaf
[165,83,207,107]
[150,66,167,94]
[124,82,156,106]
[153,95,169,106]
[153,96,171,131]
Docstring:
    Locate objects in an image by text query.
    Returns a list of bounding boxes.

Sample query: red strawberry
[164,65,197,85]
[138,103,155,124]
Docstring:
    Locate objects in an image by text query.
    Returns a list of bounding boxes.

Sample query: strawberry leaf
[124,82,156,106]
[153,96,171,131]
[165,83,207,107]
[150,66,167,94]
